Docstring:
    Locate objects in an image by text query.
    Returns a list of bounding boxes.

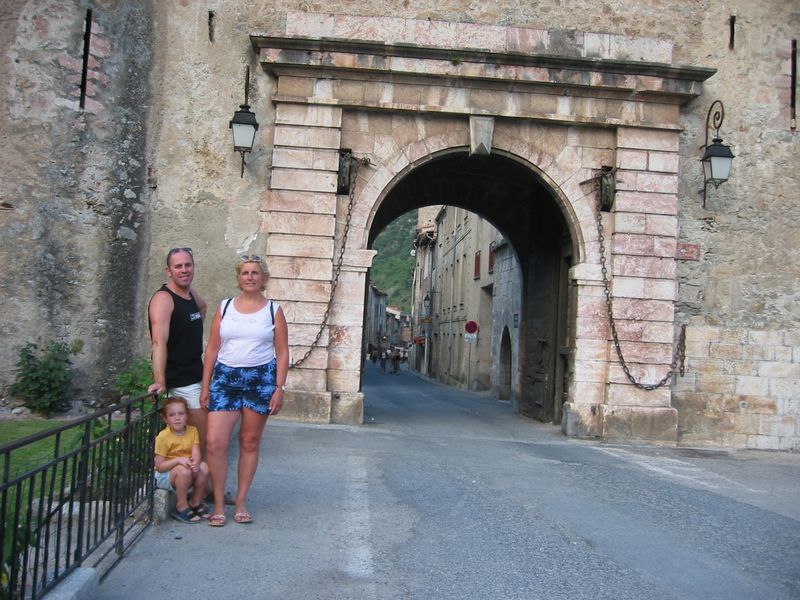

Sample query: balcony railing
[1,393,159,599]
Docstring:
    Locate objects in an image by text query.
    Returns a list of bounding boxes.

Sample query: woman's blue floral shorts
[208,360,277,415]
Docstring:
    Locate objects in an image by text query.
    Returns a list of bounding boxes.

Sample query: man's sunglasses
[166,247,193,265]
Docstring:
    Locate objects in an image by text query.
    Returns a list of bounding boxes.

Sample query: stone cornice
[251,35,715,103]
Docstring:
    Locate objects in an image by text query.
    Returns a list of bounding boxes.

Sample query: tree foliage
[371,210,417,313]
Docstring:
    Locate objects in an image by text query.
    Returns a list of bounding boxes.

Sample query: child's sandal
[189,502,210,519]
[171,507,201,524]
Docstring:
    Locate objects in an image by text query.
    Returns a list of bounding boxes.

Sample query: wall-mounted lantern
[700,100,734,208]
[229,66,259,178]
[422,292,432,317]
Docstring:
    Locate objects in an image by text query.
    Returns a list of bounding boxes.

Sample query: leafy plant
[114,357,153,398]
[10,340,83,416]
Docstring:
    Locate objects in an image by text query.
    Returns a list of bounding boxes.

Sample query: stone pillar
[563,127,682,444]
[599,127,681,444]
[265,101,342,423]
[562,262,607,438]
[327,249,376,425]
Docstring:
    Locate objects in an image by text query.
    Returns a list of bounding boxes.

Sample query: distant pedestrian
[380,349,387,372]
[391,348,400,374]
[154,396,210,524]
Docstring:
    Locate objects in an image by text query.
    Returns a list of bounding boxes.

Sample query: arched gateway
[252,13,714,444]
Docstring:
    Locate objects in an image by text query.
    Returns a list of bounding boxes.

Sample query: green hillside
[370,210,417,313]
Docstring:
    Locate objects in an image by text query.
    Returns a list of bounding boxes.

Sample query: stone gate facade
[255,13,714,443]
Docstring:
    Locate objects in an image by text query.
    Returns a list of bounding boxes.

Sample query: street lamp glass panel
[231,122,257,152]
[709,155,732,183]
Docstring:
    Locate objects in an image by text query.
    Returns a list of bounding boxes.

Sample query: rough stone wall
[0,0,153,402]
[671,1,799,450]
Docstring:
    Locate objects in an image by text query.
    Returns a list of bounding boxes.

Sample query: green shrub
[10,340,83,416]
[114,357,153,398]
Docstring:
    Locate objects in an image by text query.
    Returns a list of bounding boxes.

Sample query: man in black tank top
[148,248,208,454]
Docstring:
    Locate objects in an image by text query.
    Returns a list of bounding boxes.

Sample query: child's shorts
[208,360,277,415]
[154,470,174,492]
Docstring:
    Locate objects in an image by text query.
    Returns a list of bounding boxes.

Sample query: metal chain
[594,176,686,390]
[290,155,368,368]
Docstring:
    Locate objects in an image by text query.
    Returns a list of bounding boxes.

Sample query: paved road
[100,362,800,599]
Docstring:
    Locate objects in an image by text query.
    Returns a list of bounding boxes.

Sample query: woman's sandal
[189,502,210,519]
[171,507,201,524]
[233,511,253,524]
[207,514,226,527]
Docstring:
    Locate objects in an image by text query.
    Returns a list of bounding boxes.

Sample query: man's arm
[148,291,174,394]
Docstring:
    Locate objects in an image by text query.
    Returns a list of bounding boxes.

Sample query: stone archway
[252,13,714,443]
[366,145,575,423]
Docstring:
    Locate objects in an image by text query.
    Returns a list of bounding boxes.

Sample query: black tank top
[149,284,203,388]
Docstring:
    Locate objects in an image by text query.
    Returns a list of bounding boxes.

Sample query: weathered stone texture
[600,405,678,445]
[0,1,153,400]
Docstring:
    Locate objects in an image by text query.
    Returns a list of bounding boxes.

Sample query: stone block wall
[674,326,799,450]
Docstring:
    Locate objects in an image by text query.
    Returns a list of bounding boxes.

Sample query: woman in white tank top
[200,255,289,526]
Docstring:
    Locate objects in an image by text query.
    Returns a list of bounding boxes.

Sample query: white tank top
[217,299,278,368]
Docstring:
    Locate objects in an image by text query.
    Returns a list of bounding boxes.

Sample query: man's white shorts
[167,382,202,409]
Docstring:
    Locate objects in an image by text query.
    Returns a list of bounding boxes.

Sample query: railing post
[115,403,133,556]
[146,394,158,523]
[73,420,92,564]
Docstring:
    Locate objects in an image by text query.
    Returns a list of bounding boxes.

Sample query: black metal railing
[1,393,159,599]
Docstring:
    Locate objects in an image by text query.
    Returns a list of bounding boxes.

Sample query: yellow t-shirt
[154,425,199,464]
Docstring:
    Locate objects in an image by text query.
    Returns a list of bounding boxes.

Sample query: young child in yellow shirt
[154,396,210,523]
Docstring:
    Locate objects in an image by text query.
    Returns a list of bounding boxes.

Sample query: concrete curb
[42,567,98,600]
[152,488,175,524]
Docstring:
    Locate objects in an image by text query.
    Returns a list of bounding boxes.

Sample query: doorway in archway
[498,327,512,401]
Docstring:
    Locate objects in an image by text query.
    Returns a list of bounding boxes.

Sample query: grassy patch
[1,419,82,480]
